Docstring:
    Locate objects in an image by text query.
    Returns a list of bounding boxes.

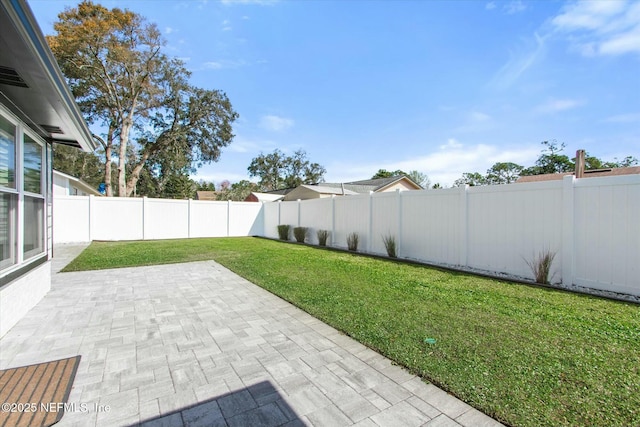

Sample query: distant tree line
[453,141,638,187]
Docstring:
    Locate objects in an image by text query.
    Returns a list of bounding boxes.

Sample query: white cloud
[165,27,175,34]
[504,0,526,15]
[327,140,540,187]
[470,111,491,122]
[221,0,279,5]
[551,0,640,56]
[222,19,232,31]
[260,115,294,132]
[489,32,546,89]
[536,98,585,114]
[603,112,640,123]
[202,59,247,70]
[485,2,497,11]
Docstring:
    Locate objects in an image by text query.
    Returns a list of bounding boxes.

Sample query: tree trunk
[125,151,151,197]
[104,125,115,197]
[118,116,133,196]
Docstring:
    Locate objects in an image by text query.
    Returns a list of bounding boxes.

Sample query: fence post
[88,195,95,242]
[396,189,402,258]
[459,185,469,267]
[368,192,374,253]
[331,195,336,247]
[187,198,192,238]
[142,197,148,240]
[562,175,575,286]
[227,200,231,237]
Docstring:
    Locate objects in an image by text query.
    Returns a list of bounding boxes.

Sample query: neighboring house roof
[53,170,102,196]
[346,175,422,191]
[516,166,640,183]
[195,191,219,200]
[276,176,422,201]
[0,0,96,152]
[245,192,285,202]
[283,185,359,201]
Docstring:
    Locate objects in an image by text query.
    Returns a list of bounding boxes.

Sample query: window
[23,196,44,259]
[0,106,48,276]
[0,194,16,269]
[0,115,15,189]
[23,134,42,195]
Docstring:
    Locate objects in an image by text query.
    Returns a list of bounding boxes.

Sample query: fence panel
[144,199,189,240]
[228,202,263,236]
[573,175,640,295]
[92,197,144,241]
[371,192,399,255]
[263,202,280,239]
[466,182,563,280]
[53,196,90,243]
[334,194,370,250]
[189,201,229,237]
[299,198,333,244]
[279,202,299,237]
[401,189,462,265]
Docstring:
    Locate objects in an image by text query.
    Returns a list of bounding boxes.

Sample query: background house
[0,0,96,337]
[53,170,101,196]
[516,166,640,183]
[279,175,422,201]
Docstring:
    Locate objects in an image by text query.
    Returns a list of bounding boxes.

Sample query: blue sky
[30,0,640,187]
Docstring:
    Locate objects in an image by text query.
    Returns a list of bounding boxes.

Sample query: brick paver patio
[0,245,503,427]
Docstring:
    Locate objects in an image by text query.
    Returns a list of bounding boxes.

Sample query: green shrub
[382,234,397,258]
[317,229,330,246]
[293,227,308,243]
[347,232,359,251]
[525,248,556,284]
[277,224,291,241]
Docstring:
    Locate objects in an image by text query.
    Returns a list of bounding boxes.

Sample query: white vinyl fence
[53,175,640,297]
[264,175,640,297]
[53,196,263,243]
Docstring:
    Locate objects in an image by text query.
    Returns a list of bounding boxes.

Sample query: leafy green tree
[486,162,524,184]
[48,1,237,197]
[371,169,408,179]
[521,141,574,176]
[53,145,105,190]
[216,180,260,201]
[248,149,325,191]
[196,180,216,192]
[600,156,638,168]
[454,172,488,187]
[407,170,430,188]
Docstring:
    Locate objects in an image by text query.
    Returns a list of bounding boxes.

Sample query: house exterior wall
[53,172,70,195]
[0,260,50,337]
[379,180,419,192]
[0,104,52,338]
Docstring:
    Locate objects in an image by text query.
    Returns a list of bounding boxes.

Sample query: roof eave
[0,0,96,152]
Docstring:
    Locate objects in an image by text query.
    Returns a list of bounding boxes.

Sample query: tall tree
[485,162,524,184]
[216,180,259,201]
[248,149,326,191]
[47,1,237,197]
[407,170,430,188]
[53,145,105,190]
[371,169,407,179]
[521,141,574,176]
[454,172,488,187]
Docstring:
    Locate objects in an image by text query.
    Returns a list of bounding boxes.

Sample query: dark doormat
[0,355,81,427]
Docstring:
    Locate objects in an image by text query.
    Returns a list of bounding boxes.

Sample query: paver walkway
[0,246,504,427]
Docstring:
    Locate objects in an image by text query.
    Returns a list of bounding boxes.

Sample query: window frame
[0,103,49,283]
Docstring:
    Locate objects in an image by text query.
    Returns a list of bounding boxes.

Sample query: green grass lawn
[65,237,640,427]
